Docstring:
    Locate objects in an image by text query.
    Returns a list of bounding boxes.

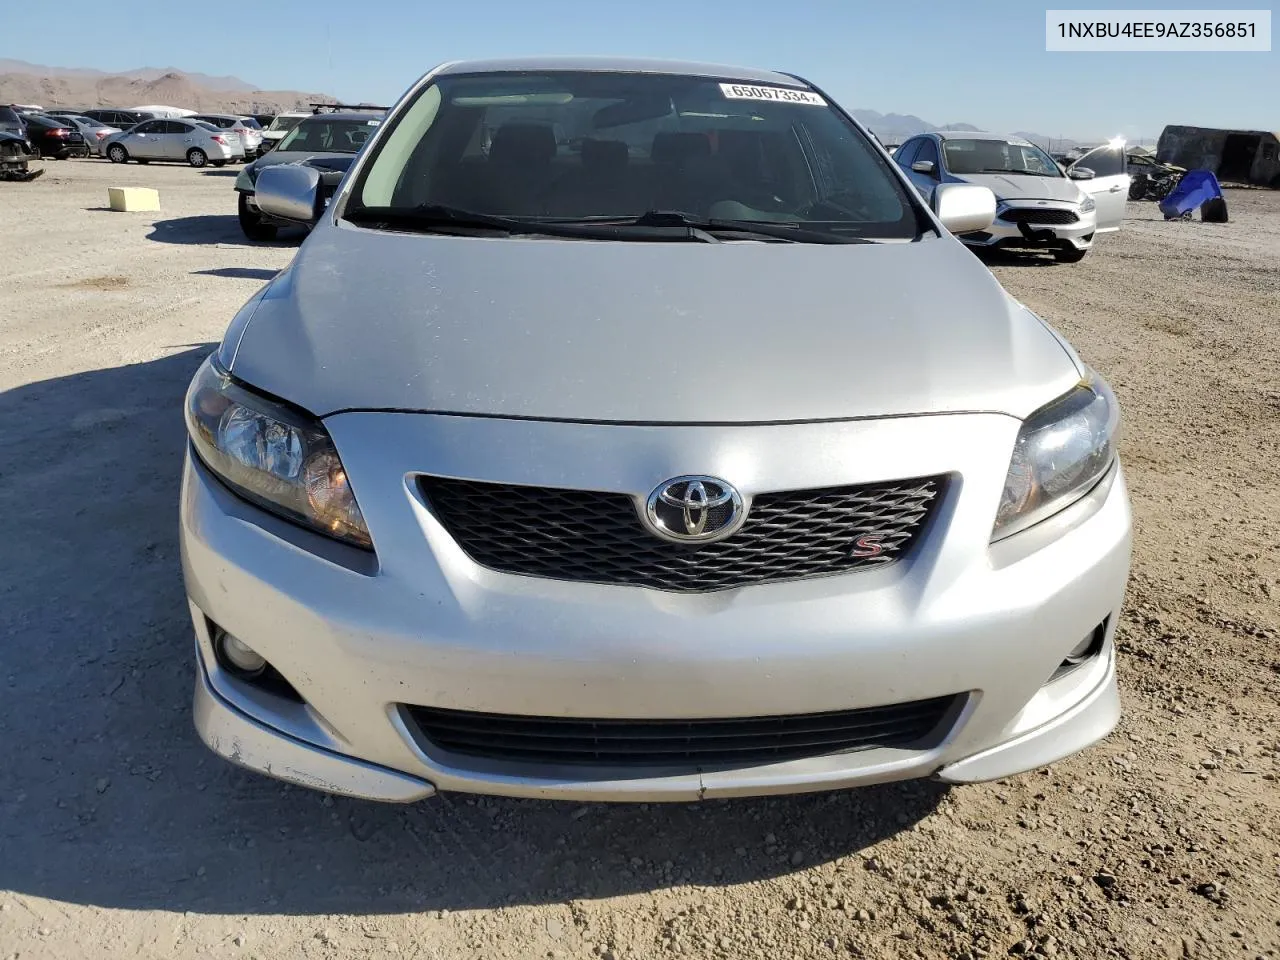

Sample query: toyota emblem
[644,476,745,543]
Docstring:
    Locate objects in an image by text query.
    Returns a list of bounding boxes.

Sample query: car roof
[930,130,1032,143]
[192,113,246,120]
[301,111,383,122]
[432,56,808,87]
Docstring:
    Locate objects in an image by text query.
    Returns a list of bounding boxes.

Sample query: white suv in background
[262,112,309,149]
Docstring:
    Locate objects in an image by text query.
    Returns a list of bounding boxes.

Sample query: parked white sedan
[103,118,237,167]
[896,131,1129,263]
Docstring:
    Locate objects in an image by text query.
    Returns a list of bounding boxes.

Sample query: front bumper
[182,411,1131,802]
[962,202,1097,251]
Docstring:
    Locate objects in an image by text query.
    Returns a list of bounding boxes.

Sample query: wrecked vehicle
[0,131,41,181]
[1127,152,1184,200]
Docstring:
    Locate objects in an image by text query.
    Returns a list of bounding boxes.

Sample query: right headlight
[185,355,372,549]
[993,372,1120,541]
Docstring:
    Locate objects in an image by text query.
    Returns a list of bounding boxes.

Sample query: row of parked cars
[0,104,317,174]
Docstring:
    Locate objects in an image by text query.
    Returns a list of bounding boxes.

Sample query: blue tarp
[1159,169,1223,219]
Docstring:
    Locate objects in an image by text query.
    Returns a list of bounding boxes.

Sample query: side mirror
[255,163,323,224]
[911,160,937,177]
[1068,166,1095,180]
[933,183,996,234]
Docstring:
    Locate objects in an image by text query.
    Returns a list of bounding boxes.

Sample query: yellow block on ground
[107,187,160,212]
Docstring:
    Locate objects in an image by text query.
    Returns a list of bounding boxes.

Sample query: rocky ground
[0,160,1277,960]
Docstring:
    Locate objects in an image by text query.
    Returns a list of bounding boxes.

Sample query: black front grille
[419,475,943,592]
[998,207,1079,225]
[405,696,961,767]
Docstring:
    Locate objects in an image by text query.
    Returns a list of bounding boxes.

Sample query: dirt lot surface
[1,160,1277,960]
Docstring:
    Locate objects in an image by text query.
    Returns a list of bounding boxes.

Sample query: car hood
[246,150,354,181]
[228,223,1082,423]
[956,173,1085,204]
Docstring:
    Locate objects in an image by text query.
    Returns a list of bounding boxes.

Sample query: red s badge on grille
[851,535,885,558]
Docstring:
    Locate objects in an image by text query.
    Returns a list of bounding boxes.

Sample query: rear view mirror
[593,96,672,130]
[933,182,996,234]
[911,160,936,176]
[1068,166,1095,180]
[255,164,322,224]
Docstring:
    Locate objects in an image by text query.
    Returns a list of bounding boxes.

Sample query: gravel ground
[1,159,1277,960]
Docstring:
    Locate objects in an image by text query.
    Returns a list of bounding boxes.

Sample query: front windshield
[942,138,1062,177]
[277,118,377,153]
[268,115,304,133]
[346,71,920,240]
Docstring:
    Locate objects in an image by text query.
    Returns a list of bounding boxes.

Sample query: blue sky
[5,0,1275,141]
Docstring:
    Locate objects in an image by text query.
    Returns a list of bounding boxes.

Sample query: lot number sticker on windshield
[719,83,826,106]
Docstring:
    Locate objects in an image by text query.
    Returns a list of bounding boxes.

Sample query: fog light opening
[207,623,306,703]
[1052,620,1108,681]
[215,629,268,678]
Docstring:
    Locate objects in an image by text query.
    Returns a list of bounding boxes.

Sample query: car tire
[238,192,278,241]
[106,144,128,164]
[187,148,208,168]
[1201,197,1228,223]
[1054,245,1089,264]
[1128,174,1148,200]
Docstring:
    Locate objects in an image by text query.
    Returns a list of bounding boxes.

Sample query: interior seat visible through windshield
[348,70,925,241]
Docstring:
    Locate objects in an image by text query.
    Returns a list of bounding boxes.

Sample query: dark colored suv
[80,108,157,128]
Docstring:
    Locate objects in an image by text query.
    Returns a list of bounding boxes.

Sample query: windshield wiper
[540,210,874,244]
[343,204,727,242]
[976,169,1059,178]
[344,204,533,234]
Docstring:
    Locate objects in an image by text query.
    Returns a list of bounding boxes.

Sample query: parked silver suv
[182,58,1131,803]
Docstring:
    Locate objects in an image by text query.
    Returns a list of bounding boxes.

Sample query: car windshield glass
[240,118,262,129]
[345,71,920,241]
[278,118,376,153]
[268,115,304,132]
[942,138,1063,177]
[192,121,217,131]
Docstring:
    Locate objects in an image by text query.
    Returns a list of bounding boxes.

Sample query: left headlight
[993,372,1119,541]
[185,355,372,549]
[1079,194,1096,213]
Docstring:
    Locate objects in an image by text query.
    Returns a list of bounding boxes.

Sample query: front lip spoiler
[193,657,436,803]
[934,650,1119,783]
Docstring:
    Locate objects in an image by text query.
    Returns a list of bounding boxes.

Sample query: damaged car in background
[234,111,381,240]
[0,129,41,181]
[897,131,1129,263]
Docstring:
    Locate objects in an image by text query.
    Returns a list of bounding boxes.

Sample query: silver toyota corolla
[181,58,1131,803]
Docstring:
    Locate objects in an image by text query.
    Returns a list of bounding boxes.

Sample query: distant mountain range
[0,58,259,92]
[849,108,1086,151]
[0,59,1093,148]
[0,60,333,114]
